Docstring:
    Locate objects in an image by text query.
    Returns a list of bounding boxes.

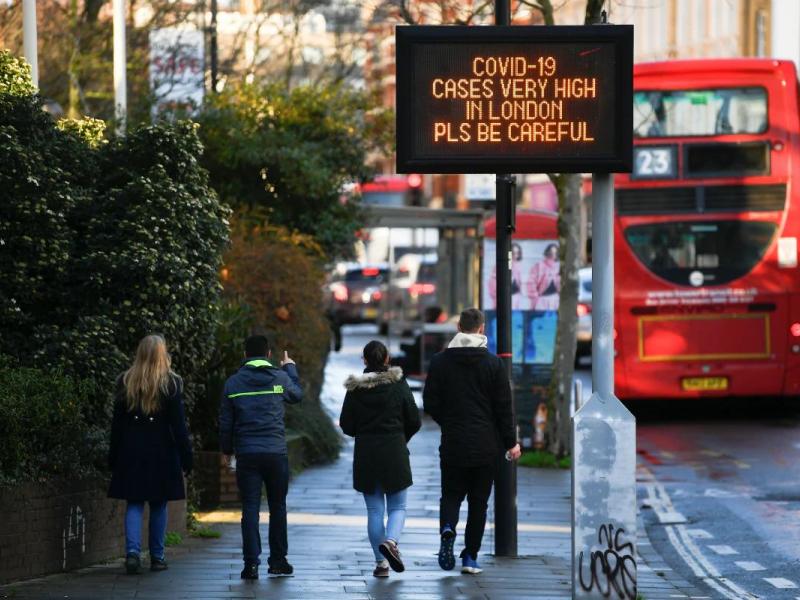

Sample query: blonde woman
[108,334,193,575]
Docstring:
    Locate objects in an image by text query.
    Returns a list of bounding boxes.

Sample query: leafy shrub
[190,526,222,539]
[219,214,340,463]
[164,532,183,547]
[0,50,36,97]
[67,121,231,414]
[56,116,108,148]
[194,299,256,450]
[519,450,571,469]
[0,54,230,434]
[197,81,392,259]
[0,363,99,485]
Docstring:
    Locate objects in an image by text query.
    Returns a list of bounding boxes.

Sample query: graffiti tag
[62,505,86,570]
[578,523,637,599]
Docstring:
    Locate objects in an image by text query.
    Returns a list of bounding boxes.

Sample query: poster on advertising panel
[149,28,205,119]
[483,238,560,447]
[483,238,561,363]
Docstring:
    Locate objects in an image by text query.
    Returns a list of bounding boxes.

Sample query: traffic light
[408,173,423,206]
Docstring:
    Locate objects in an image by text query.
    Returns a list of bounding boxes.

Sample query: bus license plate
[682,377,728,391]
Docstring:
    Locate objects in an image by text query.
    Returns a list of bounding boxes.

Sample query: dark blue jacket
[108,373,193,502]
[219,357,302,456]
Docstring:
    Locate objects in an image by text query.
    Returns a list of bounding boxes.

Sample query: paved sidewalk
[2,339,704,600]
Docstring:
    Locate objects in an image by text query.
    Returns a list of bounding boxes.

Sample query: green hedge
[0,360,99,485]
[0,50,230,483]
[195,298,256,451]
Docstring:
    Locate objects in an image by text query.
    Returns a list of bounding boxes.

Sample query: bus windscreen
[634,87,767,138]
[624,220,777,286]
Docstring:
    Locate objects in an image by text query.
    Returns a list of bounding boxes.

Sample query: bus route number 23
[633,146,676,179]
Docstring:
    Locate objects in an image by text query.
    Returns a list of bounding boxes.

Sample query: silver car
[576,267,592,359]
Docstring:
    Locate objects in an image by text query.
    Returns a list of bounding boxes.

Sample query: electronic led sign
[396,25,633,173]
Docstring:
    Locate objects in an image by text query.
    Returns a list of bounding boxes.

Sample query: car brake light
[362,268,379,276]
[332,283,348,302]
[577,303,591,317]
[791,322,800,337]
[410,283,436,297]
[372,290,382,301]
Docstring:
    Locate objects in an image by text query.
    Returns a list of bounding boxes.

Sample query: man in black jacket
[423,308,521,574]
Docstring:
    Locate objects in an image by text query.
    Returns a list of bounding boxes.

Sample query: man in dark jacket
[423,308,521,575]
[220,334,302,580]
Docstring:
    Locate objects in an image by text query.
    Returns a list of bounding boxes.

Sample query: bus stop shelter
[363,205,486,375]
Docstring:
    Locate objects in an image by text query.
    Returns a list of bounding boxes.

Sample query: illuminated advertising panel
[396,25,633,173]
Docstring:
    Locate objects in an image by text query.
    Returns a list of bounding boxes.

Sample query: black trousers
[236,453,289,567]
[439,462,495,559]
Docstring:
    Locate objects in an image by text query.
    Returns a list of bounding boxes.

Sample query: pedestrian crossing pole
[493,0,519,559]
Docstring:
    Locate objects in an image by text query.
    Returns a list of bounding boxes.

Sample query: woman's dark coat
[339,367,421,494]
[108,373,193,503]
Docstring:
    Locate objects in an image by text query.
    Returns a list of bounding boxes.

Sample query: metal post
[495,0,510,27]
[210,0,219,93]
[591,174,614,398]
[22,0,38,88]
[572,174,637,599]
[113,0,127,135]
[493,0,517,559]
[494,173,518,557]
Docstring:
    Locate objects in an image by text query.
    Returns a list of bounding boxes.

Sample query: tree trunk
[532,0,605,457]
[546,173,581,456]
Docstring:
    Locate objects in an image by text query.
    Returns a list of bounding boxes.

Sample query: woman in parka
[108,334,193,574]
[339,340,421,578]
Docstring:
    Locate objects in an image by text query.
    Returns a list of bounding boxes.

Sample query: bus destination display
[396,26,633,173]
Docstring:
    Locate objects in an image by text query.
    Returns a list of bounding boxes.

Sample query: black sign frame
[395,25,633,174]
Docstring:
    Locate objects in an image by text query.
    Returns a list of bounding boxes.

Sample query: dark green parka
[339,366,421,494]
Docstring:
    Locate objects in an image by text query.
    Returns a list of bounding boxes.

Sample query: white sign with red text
[149,28,204,118]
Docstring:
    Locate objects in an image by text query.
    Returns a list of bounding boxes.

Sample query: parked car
[378,253,438,334]
[327,264,389,325]
[576,266,592,360]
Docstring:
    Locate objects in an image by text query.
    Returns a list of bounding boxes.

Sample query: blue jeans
[236,453,289,567]
[125,501,167,559]
[362,487,408,561]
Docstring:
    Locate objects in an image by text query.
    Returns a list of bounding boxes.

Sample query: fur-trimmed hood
[344,366,404,391]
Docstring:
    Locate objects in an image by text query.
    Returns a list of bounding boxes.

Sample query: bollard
[572,173,637,599]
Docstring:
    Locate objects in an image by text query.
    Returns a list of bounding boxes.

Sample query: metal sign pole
[591,175,614,397]
[572,173,637,599]
[494,173,518,557]
[22,0,38,88]
[210,0,219,93]
[493,0,517,560]
[113,0,127,135]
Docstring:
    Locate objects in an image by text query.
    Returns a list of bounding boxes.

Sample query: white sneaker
[461,555,483,574]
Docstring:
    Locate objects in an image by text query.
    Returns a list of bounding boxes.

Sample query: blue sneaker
[461,553,482,574]
[438,526,456,570]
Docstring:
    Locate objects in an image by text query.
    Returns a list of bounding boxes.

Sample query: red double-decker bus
[614,59,800,399]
